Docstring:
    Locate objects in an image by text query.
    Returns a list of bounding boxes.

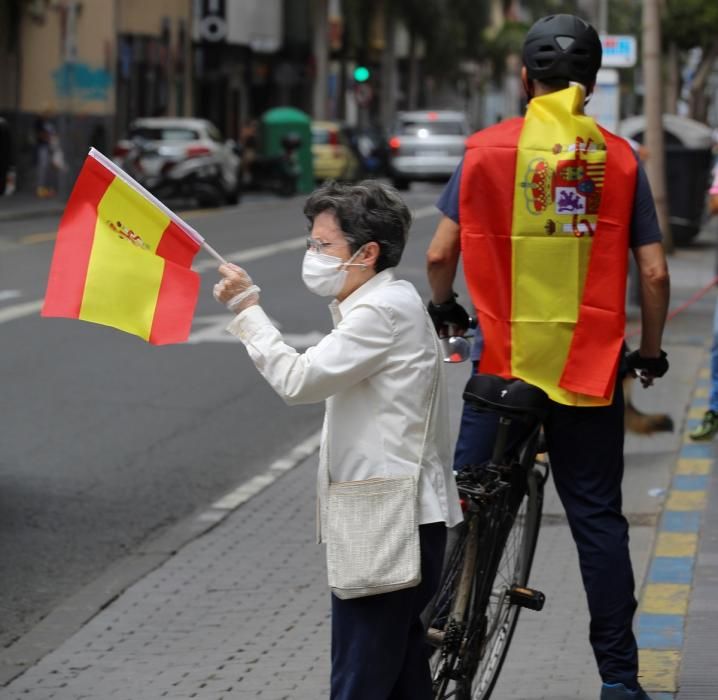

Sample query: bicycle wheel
[463,463,543,700]
[427,469,495,699]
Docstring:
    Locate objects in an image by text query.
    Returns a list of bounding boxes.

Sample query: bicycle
[426,371,550,700]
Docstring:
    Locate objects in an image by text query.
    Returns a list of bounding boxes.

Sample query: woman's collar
[330,268,396,318]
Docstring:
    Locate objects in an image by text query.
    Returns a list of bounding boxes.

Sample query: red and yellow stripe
[42,152,201,345]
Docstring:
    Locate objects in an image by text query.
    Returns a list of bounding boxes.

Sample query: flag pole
[202,241,228,265]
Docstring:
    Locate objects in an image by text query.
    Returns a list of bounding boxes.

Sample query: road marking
[204,429,321,515]
[412,204,440,219]
[20,232,57,245]
[0,299,43,323]
[194,237,306,272]
[188,313,325,346]
[0,289,22,302]
[192,202,439,273]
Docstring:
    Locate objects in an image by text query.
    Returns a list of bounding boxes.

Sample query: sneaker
[690,409,718,441]
[600,682,652,700]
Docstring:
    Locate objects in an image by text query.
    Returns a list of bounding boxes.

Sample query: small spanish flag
[42,149,203,345]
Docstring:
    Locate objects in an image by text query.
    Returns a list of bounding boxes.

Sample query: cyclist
[426,14,669,700]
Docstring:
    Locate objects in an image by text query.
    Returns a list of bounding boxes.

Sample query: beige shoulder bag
[326,315,441,599]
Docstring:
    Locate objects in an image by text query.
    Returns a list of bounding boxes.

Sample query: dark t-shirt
[437,144,662,361]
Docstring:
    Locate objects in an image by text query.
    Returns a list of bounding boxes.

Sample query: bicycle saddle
[463,374,549,421]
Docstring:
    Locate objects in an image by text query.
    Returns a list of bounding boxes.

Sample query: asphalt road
[0,184,450,650]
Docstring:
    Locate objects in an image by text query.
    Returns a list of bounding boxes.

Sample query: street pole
[312,0,329,120]
[642,0,673,253]
[598,0,608,33]
[380,2,397,131]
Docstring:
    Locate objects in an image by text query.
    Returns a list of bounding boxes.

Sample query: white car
[113,117,242,206]
[387,110,469,190]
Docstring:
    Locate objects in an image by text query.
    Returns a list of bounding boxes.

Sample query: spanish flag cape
[42,149,203,345]
[460,86,637,406]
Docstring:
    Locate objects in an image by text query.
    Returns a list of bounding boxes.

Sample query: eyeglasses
[305,237,340,254]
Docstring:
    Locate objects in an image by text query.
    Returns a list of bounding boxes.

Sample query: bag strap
[418,308,442,475]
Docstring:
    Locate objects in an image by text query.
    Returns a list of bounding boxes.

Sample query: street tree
[662,0,718,121]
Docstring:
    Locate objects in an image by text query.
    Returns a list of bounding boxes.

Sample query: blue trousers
[454,373,639,688]
[330,522,446,700]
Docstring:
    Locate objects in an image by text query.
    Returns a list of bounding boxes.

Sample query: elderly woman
[214,180,462,699]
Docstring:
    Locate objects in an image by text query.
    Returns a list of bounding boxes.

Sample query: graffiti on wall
[53,62,113,101]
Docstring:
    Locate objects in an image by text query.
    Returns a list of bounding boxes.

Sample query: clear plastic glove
[214,263,260,314]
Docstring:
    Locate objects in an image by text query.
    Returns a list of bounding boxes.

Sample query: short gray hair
[303,180,412,273]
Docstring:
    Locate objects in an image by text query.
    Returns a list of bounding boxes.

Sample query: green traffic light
[354,66,370,82]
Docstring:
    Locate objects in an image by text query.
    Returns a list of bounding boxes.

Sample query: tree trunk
[664,42,679,115]
[688,40,718,123]
[312,0,329,121]
[380,4,398,130]
[407,30,419,110]
[642,0,672,253]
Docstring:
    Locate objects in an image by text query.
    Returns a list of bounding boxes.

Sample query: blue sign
[601,35,637,68]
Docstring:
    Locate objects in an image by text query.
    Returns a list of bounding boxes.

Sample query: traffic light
[353,65,370,83]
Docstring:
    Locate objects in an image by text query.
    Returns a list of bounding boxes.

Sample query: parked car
[113,117,242,206]
[311,120,361,182]
[387,110,470,190]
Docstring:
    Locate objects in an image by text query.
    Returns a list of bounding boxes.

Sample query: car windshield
[130,127,200,142]
[398,120,465,136]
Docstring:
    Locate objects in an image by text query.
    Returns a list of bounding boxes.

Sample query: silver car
[387,110,469,190]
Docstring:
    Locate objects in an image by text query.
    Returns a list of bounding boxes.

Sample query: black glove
[625,349,669,381]
[427,293,470,336]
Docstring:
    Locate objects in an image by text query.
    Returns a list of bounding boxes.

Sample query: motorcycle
[122,136,242,207]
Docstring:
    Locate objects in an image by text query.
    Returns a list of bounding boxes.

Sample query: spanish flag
[460,86,636,406]
[42,149,203,344]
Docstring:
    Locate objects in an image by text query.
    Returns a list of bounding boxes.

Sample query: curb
[635,350,714,699]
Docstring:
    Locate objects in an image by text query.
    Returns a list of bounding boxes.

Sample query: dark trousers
[454,375,639,688]
[330,522,447,700]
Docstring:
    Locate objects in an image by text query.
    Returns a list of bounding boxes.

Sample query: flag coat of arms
[42,148,204,344]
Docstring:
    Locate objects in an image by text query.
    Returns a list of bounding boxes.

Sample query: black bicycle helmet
[522,14,602,86]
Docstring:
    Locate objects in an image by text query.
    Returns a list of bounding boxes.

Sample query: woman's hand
[214,263,260,314]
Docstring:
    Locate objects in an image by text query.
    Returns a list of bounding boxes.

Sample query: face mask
[301,247,365,297]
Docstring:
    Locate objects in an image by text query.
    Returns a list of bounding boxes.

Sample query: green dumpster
[260,107,314,193]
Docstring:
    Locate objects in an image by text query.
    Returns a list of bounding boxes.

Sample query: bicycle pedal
[509,585,545,611]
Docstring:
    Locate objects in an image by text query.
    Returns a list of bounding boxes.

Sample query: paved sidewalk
[1,232,717,699]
